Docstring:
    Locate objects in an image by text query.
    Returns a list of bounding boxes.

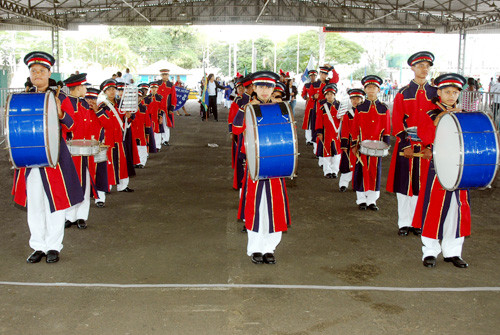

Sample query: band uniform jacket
[386,80,437,196]
[351,99,391,192]
[157,80,177,128]
[315,100,342,157]
[339,107,357,174]
[301,81,314,130]
[412,103,471,239]
[12,87,84,212]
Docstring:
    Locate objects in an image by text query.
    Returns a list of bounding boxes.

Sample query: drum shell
[359,140,389,157]
[66,139,101,156]
[93,147,108,163]
[244,102,298,180]
[5,92,60,168]
[433,112,500,191]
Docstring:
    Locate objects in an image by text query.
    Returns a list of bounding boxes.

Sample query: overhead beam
[0,0,66,28]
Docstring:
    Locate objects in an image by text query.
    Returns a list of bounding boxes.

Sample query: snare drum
[359,140,390,157]
[93,146,108,163]
[66,139,101,156]
[433,112,499,191]
[4,92,60,168]
[244,102,298,181]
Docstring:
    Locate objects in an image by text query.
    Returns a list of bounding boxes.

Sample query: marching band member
[351,75,390,211]
[315,83,342,179]
[413,73,470,269]
[238,71,291,265]
[386,51,437,236]
[132,91,150,168]
[309,66,330,156]
[13,51,84,263]
[302,70,318,146]
[138,83,149,98]
[143,82,163,152]
[157,69,177,146]
[228,77,245,191]
[61,73,99,230]
[272,81,286,102]
[85,88,109,208]
[96,79,134,198]
[339,89,365,192]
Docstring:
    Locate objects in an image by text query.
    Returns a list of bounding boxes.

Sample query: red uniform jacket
[132,103,149,146]
[315,100,342,157]
[412,102,471,239]
[143,94,163,133]
[339,107,357,174]
[157,80,177,128]
[386,81,437,196]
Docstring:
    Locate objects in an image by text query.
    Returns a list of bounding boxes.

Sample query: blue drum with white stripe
[433,112,499,191]
[4,92,60,168]
[244,102,298,181]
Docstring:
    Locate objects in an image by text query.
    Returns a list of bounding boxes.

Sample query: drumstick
[399,152,424,158]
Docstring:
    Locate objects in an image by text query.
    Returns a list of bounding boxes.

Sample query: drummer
[13,51,84,263]
[238,71,292,265]
[315,82,342,179]
[351,75,391,211]
[301,70,318,146]
[61,73,100,230]
[386,51,437,237]
[412,73,470,269]
[85,87,109,208]
[339,88,365,192]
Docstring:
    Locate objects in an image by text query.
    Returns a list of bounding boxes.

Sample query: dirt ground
[0,100,499,335]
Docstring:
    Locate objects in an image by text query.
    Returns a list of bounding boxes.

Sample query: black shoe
[251,253,264,264]
[331,173,337,179]
[412,227,422,236]
[339,186,347,192]
[398,227,411,236]
[119,187,134,192]
[163,142,170,146]
[325,173,333,178]
[27,250,45,263]
[444,256,468,268]
[65,220,74,228]
[358,203,367,210]
[263,253,276,264]
[96,201,105,208]
[423,256,436,268]
[46,250,60,263]
[241,225,247,233]
[368,204,379,211]
[76,219,87,229]
[134,164,144,169]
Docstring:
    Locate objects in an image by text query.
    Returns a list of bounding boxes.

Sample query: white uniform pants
[247,190,282,256]
[339,171,352,188]
[66,170,90,222]
[322,154,341,176]
[356,190,380,206]
[397,193,419,228]
[305,129,312,144]
[154,133,162,150]
[27,168,66,253]
[137,145,148,166]
[421,194,464,259]
[313,142,317,155]
[116,177,129,191]
[95,190,106,204]
[161,127,171,143]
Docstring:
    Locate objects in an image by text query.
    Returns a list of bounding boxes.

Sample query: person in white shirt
[490,76,500,125]
[115,71,124,83]
[122,68,133,84]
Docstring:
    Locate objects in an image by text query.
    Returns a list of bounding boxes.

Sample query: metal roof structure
[0,0,499,33]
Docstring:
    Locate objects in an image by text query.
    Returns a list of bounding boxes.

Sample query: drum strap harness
[323,103,342,139]
[103,99,126,133]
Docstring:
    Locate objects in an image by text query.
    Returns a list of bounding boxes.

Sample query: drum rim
[44,91,60,168]
[4,93,18,169]
[279,102,298,179]
[478,112,500,190]
[244,104,260,181]
[359,139,390,157]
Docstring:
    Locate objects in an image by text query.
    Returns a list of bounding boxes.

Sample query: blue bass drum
[433,112,499,191]
[4,92,60,168]
[244,102,298,181]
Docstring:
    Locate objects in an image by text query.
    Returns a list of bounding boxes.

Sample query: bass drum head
[433,113,462,190]
[45,92,60,167]
[244,104,258,180]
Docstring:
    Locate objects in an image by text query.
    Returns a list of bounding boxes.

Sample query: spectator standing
[116,71,124,83]
[490,76,500,126]
[122,68,133,84]
[461,78,479,112]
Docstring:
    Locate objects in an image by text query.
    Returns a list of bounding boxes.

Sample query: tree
[350,63,387,81]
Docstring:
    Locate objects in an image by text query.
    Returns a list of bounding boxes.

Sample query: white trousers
[161,127,171,143]
[322,154,341,176]
[305,129,312,143]
[116,177,129,191]
[27,168,66,253]
[95,190,106,204]
[339,171,352,188]
[356,191,380,205]
[247,190,282,256]
[66,170,90,222]
[421,194,464,259]
[154,133,162,149]
[137,145,148,166]
[396,193,419,228]
[313,142,317,155]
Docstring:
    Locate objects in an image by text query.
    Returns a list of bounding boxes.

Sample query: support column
[318,27,326,66]
[296,33,300,74]
[51,26,60,72]
[457,28,466,75]
[233,41,237,76]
